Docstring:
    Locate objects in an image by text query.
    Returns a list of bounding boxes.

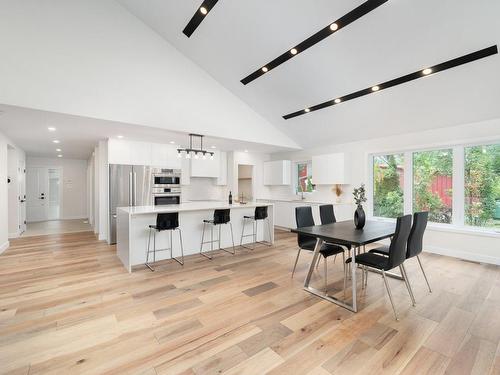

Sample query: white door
[18,161,26,232]
[26,167,49,222]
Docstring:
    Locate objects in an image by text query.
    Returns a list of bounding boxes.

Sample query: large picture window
[296,161,313,193]
[413,149,453,223]
[373,154,404,218]
[465,144,500,229]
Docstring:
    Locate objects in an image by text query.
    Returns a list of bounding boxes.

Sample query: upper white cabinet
[108,139,180,169]
[216,151,227,185]
[312,153,350,185]
[263,160,291,185]
[151,143,181,169]
[190,151,220,178]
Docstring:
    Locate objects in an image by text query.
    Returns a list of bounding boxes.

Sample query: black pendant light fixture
[177,134,214,160]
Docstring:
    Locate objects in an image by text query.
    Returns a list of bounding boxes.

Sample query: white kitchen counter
[116,201,274,272]
[119,201,273,215]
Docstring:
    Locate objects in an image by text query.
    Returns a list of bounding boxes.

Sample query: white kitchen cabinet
[262,199,353,229]
[263,160,291,185]
[216,151,227,185]
[312,153,350,185]
[151,143,181,169]
[108,139,150,166]
[181,157,190,185]
[191,151,220,178]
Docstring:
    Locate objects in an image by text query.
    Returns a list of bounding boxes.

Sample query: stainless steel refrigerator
[109,164,152,244]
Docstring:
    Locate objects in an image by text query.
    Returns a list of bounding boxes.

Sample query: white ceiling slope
[0,0,300,151]
[119,0,500,149]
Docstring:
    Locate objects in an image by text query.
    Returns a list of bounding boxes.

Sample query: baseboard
[0,241,9,255]
[8,231,20,239]
[424,245,500,266]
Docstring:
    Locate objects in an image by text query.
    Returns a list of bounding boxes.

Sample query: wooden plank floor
[1,230,499,374]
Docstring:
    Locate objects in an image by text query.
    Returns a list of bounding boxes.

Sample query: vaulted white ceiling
[119,0,500,148]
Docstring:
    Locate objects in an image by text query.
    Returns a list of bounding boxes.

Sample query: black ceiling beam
[283,45,498,120]
[183,0,219,38]
[240,0,389,85]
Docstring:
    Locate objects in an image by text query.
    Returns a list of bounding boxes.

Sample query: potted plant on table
[353,184,367,229]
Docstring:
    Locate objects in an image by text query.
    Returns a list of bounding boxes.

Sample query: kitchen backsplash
[182,177,227,202]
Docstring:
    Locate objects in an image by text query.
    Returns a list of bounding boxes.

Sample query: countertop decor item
[333,184,343,203]
[353,184,367,229]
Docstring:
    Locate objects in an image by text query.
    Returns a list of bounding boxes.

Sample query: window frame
[368,139,500,235]
[293,160,314,195]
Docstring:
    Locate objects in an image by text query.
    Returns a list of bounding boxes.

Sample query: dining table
[291,220,396,312]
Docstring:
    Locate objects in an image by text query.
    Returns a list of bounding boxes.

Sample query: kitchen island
[116,201,274,272]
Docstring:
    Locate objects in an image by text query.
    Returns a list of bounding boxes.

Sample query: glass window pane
[373,154,404,218]
[464,144,500,229]
[296,161,313,193]
[413,149,453,223]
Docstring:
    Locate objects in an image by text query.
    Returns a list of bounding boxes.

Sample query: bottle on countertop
[229,191,233,205]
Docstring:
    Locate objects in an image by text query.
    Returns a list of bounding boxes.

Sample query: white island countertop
[118,201,273,216]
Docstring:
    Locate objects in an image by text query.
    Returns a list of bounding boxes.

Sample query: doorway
[237,164,254,203]
[26,167,62,222]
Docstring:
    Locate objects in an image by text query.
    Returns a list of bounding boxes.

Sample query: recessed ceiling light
[304,108,310,113]
[371,85,380,92]
[57,154,63,158]
[47,127,56,131]
[117,135,124,139]
[200,6,207,15]
[334,98,342,104]
[330,23,338,31]
[290,48,298,55]
[56,148,62,152]
[422,68,433,75]
[211,145,216,149]
[244,150,248,153]
[262,66,268,73]
[53,140,60,144]
[169,141,175,144]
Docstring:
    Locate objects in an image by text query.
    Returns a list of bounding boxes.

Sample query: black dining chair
[319,204,352,261]
[292,206,345,294]
[346,214,413,320]
[370,211,431,293]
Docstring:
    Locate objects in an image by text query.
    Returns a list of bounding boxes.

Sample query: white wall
[0,0,299,150]
[270,118,500,265]
[183,178,227,202]
[26,157,88,220]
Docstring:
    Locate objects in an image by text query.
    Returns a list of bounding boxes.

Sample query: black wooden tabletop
[291,220,396,246]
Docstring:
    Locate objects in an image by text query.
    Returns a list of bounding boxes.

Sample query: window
[373,154,404,218]
[465,144,500,229]
[413,149,453,223]
[295,161,313,193]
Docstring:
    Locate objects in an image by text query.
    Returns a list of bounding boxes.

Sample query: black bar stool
[200,209,235,259]
[146,212,184,271]
[240,206,272,250]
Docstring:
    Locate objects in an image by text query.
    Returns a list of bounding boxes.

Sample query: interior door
[18,160,26,232]
[26,167,49,222]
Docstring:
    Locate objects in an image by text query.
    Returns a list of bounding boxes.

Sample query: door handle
[20,200,25,203]
[133,172,137,206]
[112,214,117,218]
[40,197,45,200]
[129,172,133,206]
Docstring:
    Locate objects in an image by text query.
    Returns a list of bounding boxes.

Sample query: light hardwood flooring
[22,219,92,237]
[1,230,499,374]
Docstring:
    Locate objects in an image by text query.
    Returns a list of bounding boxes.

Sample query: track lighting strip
[183,0,219,38]
[240,0,389,85]
[283,45,498,120]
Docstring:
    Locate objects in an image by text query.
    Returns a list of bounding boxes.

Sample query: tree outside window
[465,144,500,229]
[373,154,404,218]
[413,149,453,223]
